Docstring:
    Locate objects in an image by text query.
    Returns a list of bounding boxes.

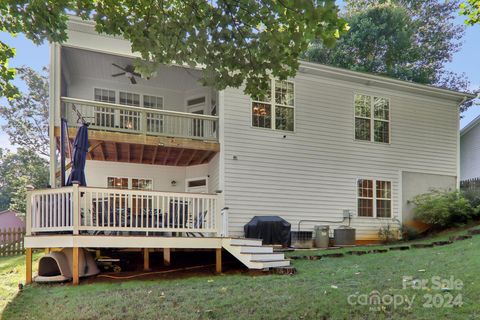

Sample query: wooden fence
[0,228,25,256]
[460,178,480,194]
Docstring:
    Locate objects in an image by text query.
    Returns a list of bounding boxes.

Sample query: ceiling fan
[111,63,141,84]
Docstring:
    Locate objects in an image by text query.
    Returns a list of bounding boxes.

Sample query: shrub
[461,190,480,219]
[410,190,474,228]
[400,225,420,241]
[378,224,400,243]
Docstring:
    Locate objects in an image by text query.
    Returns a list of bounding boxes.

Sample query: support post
[26,248,33,285]
[143,248,150,271]
[216,248,222,274]
[72,247,79,285]
[163,248,171,266]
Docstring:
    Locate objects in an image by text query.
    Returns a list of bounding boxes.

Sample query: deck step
[229,238,263,246]
[240,246,274,254]
[222,238,290,269]
[245,253,285,261]
[259,260,291,268]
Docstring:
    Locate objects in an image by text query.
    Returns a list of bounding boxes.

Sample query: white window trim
[251,78,296,133]
[356,178,392,219]
[353,93,391,144]
[107,176,154,190]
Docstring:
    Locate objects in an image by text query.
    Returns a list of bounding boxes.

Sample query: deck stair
[222,238,291,269]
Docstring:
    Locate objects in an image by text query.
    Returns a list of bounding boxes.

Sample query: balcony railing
[62,97,218,141]
[26,184,226,236]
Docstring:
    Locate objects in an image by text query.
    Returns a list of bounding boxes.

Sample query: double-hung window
[357,179,392,218]
[119,91,140,130]
[94,88,116,128]
[143,95,163,109]
[144,95,164,133]
[354,94,390,143]
[252,79,294,131]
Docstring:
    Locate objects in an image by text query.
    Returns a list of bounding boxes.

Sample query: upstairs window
[252,79,294,131]
[357,179,392,218]
[119,91,140,107]
[355,94,390,143]
[143,95,163,109]
[94,88,116,103]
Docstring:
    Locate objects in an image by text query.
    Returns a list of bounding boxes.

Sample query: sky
[0,5,479,152]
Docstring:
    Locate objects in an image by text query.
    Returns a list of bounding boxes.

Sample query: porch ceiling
[55,127,219,166]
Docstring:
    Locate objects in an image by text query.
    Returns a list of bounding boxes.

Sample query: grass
[0,253,40,314]
[1,228,480,320]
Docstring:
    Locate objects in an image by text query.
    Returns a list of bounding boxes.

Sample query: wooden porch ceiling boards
[55,127,218,166]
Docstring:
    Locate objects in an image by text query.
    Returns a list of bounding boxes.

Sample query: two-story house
[24,16,475,284]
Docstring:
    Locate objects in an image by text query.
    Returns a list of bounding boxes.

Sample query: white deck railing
[26,184,222,236]
[62,97,218,141]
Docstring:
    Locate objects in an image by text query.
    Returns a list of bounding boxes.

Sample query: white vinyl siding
[222,71,458,240]
[460,122,480,180]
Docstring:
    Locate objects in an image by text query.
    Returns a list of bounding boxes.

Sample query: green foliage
[410,190,475,228]
[304,0,475,111]
[0,1,348,100]
[460,0,480,25]
[0,148,49,214]
[0,41,18,99]
[0,67,49,157]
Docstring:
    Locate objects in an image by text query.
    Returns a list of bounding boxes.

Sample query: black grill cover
[244,216,291,246]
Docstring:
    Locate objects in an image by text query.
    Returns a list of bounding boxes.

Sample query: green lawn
[1,228,480,320]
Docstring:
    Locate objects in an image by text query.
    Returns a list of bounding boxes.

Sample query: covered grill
[244,216,291,247]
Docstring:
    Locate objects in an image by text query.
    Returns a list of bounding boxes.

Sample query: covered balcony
[57,47,220,167]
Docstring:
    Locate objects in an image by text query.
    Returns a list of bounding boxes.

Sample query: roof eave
[299,61,476,103]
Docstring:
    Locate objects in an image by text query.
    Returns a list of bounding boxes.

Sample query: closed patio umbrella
[66,124,89,186]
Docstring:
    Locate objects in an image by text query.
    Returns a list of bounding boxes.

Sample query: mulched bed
[432,241,452,246]
[388,246,410,251]
[411,243,434,249]
[346,251,368,256]
[288,228,479,261]
[369,249,388,253]
[449,235,472,241]
[320,253,345,258]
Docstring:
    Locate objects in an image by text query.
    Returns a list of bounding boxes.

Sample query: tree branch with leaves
[0,0,348,100]
[0,67,50,157]
[460,0,480,25]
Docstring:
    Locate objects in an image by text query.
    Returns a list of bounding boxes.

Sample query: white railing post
[141,110,148,134]
[221,207,229,237]
[25,186,34,236]
[72,182,80,235]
